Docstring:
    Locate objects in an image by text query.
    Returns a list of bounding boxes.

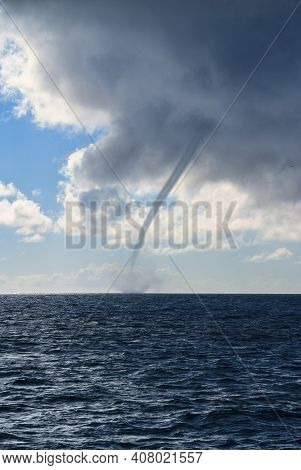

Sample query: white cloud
[245,247,293,263]
[0,32,110,131]
[1,262,177,294]
[0,179,52,240]
[0,181,18,198]
[21,233,45,243]
[57,170,301,253]
[2,257,300,294]
[266,248,293,261]
[32,188,41,197]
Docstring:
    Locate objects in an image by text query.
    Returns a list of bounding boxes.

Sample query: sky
[0,0,300,293]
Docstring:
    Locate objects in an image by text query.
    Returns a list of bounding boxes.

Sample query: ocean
[0,294,300,449]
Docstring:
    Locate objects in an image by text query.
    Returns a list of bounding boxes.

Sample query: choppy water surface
[0,294,300,449]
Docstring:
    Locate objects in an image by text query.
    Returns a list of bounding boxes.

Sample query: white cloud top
[246,247,293,263]
[0,180,52,241]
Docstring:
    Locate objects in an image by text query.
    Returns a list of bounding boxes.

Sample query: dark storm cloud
[4,0,301,202]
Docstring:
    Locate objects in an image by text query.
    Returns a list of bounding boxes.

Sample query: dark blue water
[0,294,300,449]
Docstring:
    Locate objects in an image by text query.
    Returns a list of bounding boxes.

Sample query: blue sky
[0,99,87,211]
